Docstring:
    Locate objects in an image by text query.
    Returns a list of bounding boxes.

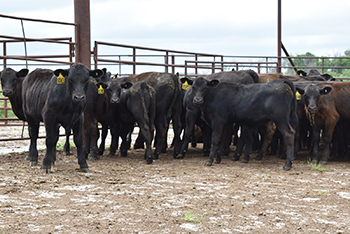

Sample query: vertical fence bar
[195,54,198,75]
[171,55,175,74]
[133,47,136,75]
[3,41,6,69]
[165,51,169,73]
[220,56,224,72]
[69,37,73,66]
[93,41,98,69]
[277,0,282,73]
[4,99,7,125]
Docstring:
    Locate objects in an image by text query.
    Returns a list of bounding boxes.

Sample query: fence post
[74,0,91,68]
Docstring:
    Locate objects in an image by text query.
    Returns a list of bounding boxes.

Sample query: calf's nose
[193,97,203,105]
[74,94,85,102]
[2,90,13,97]
[308,106,317,114]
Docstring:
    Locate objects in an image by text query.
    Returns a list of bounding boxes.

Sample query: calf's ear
[180,77,193,85]
[90,69,103,78]
[297,70,307,76]
[321,74,333,81]
[207,79,219,87]
[320,86,332,95]
[54,69,69,77]
[96,82,108,89]
[16,69,29,78]
[121,82,133,89]
[295,87,305,95]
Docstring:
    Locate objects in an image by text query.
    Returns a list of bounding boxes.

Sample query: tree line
[284,50,350,78]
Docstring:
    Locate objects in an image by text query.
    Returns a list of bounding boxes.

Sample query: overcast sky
[1,0,349,60]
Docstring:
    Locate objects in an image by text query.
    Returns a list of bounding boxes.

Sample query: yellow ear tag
[182,81,189,90]
[57,73,65,84]
[299,73,303,76]
[296,90,302,100]
[98,85,105,94]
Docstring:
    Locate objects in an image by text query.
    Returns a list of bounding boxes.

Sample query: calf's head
[296,84,332,114]
[54,63,103,103]
[0,68,29,97]
[103,77,133,104]
[180,77,219,105]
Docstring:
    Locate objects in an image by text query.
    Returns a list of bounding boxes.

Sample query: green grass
[56,141,75,151]
[307,158,329,171]
[182,211,204,223]
[317,189,326,195]
[259,173,270,182]
[0,93,16,118]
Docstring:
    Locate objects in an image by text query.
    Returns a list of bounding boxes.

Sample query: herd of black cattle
[0,63,348,173]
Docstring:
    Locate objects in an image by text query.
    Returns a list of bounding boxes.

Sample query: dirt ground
[1,127,350,233]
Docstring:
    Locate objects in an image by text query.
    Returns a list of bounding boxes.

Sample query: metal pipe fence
[1,14,350,142]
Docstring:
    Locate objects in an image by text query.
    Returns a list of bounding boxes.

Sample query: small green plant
[182,211,204,223]
[259,173,270,182]
[307,158,329,171]
[317,189,326,195]
[56,141,75,151]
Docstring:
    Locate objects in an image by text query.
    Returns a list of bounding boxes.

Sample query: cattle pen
[2,6,350,234]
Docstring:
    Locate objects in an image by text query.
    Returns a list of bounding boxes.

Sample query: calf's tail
[281,78,298,130]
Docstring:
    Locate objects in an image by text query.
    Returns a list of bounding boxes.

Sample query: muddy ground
[1,127,350,233]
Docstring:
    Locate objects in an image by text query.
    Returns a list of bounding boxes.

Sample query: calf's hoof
[255,155,263,161]
[42,168,52,174]
[320,160,328,165]
[214,159,221,164]
[241,159,249,163]
[283,162,292,171]
[88,155,99,161]
[25,156,30,161]
[120,150,128,157]
[204,161,212,166]
[175,154,184,159]
[153,152,160,160]
[30,161,38,166]
[76,168,89,173]
[146,157,153,164]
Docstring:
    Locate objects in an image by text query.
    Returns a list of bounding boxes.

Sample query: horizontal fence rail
[1,13,350,143]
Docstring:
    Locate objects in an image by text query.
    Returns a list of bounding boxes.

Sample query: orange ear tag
[98,85,105,94]
[57,73,65,84]
[182,81,189,90]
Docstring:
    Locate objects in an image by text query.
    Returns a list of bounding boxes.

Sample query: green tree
[283,50,350,78]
